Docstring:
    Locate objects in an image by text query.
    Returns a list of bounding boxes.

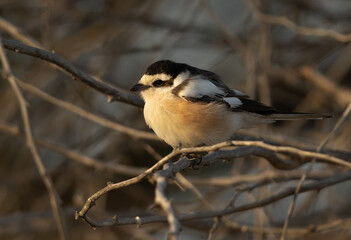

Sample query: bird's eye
[152,79,164,87]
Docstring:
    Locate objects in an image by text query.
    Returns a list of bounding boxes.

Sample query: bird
[131,60,330,149]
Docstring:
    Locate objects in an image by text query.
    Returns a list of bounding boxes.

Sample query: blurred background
[0,0,351,239]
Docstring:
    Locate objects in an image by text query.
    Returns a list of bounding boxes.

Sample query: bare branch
[17,79,160,141]
[75,150,183,223]
[181,141,351,168]
[76,139,350,229]
[246,0,351,42]
[280,102,351,239]
[154,163,181,239]
[1,39,144,108]
[0,121,146,176]
[300,66,351,106]
[2,3,351,239]
[75,170,351,228]
[188,169,335,187]
[0,17,43,48]
[0,39,67,240]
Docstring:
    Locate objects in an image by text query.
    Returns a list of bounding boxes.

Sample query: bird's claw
[182,153,202,169]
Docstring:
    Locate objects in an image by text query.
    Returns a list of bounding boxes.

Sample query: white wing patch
[173,71,190,87]
[223,97,242,108]
[178,79,225,98]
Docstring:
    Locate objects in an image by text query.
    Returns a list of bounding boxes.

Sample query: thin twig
[0,16,43,48]
[0,39,67,240]
[76,170,351,228]
[184,141,351,168]
[0,121,146,176]
[2,38,144,107]
[300,66,351,106]
[223,216,351,236]
[146,146,244,239]
[207,217,220,240]
[76,139,350,228]
[280,103,351,239]
[246,0,351,42]
[245,191,276,240]
[76,149,183,223]
[154,163,181,239]
[189,169,334,187]
[17,79,159,141]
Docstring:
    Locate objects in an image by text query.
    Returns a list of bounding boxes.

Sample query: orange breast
[155,97,231,147]
[165,98,223,128]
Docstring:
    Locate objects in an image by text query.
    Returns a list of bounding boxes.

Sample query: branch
[0,121,146,177]
[0,39,67,240]
[145,144,246,239]
[76,170,351,228]
[154,163,181,239]
[300,66,351,106]
[0,17,43,48]
[17,79,159,141]
[188,169,335,187]
[280,102,351,239]
[182,141,351,168]
[76,139,350,228]
[1,39,144,108]
[220,216,351,236]
[75,150,182,224]
[246,0,351,42]
[236,131,351,160]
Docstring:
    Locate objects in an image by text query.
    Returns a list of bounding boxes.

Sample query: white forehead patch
[178,79,224,98]
[139,73,171,85]
[223,97,242,107]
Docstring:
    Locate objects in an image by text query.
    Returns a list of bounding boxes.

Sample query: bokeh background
[0,0,351,239]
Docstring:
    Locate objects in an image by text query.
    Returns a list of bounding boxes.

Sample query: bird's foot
[182,153,202,169]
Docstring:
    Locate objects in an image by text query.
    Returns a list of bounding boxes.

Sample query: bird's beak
[130,83,149,92]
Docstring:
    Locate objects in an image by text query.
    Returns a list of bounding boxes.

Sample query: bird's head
[130,60,191,101]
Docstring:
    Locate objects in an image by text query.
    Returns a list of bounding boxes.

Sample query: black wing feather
[232,98,279,115]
